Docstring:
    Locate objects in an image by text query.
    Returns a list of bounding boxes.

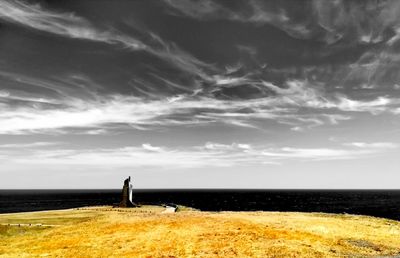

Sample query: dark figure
[119,176,137,207]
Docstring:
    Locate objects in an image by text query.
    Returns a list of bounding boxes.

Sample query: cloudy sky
[1,0,400,189]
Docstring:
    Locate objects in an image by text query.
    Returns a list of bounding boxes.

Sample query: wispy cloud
[0,0,213,80]
[0,77,398,134]
[0,142,62,148]
[0,71,102,102]
[261,145,396,161]
[308,1,400,89]
[343,142,398,149]
[2,141,396,168]
[142,143,164,152]
[2,1,399,137]
[0,0,145,48]
[162,0,311,39]
[162,0,400,44]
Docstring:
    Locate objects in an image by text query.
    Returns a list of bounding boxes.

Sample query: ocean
[1,190,400,220]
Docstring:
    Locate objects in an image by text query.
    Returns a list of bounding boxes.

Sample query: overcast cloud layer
[0,0,399,188]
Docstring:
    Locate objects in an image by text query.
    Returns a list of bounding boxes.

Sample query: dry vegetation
[1,206,400,257]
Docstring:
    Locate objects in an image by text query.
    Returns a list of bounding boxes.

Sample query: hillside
[1,206,400,257]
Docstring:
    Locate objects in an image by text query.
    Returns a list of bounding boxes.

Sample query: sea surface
[1,190,400,220]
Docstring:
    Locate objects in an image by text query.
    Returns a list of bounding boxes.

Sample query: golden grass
[1,206,400,257]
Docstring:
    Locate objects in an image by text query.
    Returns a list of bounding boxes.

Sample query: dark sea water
[1,190,400,221]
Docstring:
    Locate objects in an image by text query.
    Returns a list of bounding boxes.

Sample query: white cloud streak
[0,142,62,148]
[0,79,398,134]
[0,0,145,49]
[343,142,398,149]
[142,143,164,152]
[2,141,396,168]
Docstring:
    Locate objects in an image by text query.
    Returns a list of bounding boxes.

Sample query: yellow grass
[1,206,400,257]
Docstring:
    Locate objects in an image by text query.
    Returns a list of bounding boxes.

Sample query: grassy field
[1,206,400,257]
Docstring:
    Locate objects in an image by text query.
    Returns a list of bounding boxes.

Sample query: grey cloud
[2,141,396,168]
[0,0,145,48]
[162,0,400,44]
[311,0,399,44]
[0,71,102,102]
[0,142,63,148]
[162,0,313,40]
[343,142,398,149]
[163,0,231,20]
[336,49,400,90]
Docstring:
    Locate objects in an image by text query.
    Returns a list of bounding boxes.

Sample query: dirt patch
[344,239,381,251]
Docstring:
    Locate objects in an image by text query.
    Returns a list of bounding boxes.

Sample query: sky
[0,0,400,189]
